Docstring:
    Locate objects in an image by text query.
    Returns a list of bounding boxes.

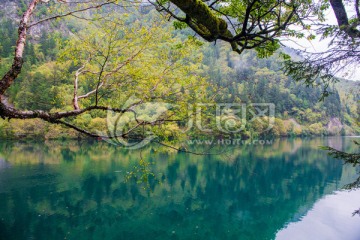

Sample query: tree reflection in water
[0,137,358,240]
[322,139,360,216]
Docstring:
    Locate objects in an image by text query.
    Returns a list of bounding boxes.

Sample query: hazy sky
[283,7,360,81]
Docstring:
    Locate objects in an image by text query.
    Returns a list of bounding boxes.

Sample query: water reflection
[276,189,360,240]
[0,137,358,240]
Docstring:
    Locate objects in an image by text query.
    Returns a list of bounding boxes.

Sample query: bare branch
[73,60,89,110]
[28,1,116,28]
[0,0,39,95]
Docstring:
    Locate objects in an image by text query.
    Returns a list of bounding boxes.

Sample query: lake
[0,137,359,240]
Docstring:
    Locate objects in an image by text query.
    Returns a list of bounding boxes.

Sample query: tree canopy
[156,0,359,92]
[0,0,358,143]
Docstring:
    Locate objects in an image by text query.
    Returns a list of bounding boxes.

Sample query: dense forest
[0,1,360,239]
[0,0,359,141]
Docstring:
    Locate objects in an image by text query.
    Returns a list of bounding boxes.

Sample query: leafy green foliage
[321,141,360,190]
[0,5,358,140]
[321,141,360,167]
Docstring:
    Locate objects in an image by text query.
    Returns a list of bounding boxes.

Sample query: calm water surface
[0,137,359,240]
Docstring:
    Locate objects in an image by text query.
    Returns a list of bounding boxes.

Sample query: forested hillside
[0,0,359,140]
[201,44,359,136]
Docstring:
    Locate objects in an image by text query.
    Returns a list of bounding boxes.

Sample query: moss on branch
[170,0,230,40]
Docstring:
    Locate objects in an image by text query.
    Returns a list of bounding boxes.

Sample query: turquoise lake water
[0,137,359,240]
